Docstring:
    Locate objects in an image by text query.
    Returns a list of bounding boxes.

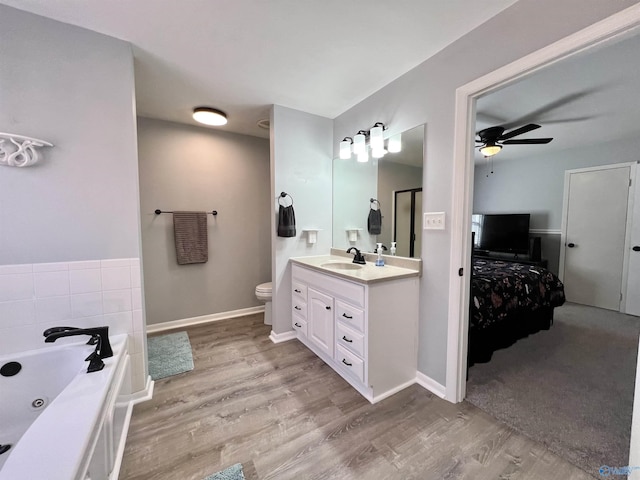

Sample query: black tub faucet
[43,326,113,372]
[346,247,366,265]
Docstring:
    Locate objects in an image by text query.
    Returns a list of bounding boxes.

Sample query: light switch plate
[424,212,445,230]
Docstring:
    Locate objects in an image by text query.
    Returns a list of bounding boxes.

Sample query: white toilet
[255,282,272,325]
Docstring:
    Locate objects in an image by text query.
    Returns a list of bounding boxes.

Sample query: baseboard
[371,379,416,404]
[146,306,265,334]
[415,371,446,399]
[130,376,154,404]
[269,330,297,344]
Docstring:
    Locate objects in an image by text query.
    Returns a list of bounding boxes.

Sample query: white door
[561,165,631,311]
[307,288,334,358]
[414,191,423,258]
[626,172,640,317]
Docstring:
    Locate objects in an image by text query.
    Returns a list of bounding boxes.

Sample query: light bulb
[353,132,366,155]
[388,133,402,153]
[370,124,384,151]
[357,149,369,163]
[339,138,352,160]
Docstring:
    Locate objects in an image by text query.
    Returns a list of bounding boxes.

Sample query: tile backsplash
[0,258,147,392]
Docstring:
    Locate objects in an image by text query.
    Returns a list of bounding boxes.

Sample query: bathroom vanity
[290,251,420,403]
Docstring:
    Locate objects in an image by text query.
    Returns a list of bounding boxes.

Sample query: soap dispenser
[375,243,385,267]
[390,242,397,256]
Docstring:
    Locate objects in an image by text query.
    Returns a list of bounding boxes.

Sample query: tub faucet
[44,326,113,365]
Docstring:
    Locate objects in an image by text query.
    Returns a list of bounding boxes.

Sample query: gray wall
[271,105,333,336]
[137,118,271,325]
[333,0,637,386]
[0,5,140,265]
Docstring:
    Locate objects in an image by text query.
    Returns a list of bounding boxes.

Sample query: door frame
[394,187,423,258]
[558,162,637,312]
[446,4,640,404]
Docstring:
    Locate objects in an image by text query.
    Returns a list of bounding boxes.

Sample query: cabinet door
[307,288,335,358]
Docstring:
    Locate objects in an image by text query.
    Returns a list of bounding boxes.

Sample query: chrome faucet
[346,247,366,264]
[43,326,113,372]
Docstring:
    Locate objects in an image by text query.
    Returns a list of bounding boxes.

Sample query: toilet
[255,282,272,325]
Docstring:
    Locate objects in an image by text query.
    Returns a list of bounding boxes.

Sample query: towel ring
[370,198,381,210]
[279,192,293,207]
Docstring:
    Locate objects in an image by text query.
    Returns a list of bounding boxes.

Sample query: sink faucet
[346,247,366,265]
[43,326,113,372]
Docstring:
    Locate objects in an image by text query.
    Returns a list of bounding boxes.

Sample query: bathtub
[0,334,133,480]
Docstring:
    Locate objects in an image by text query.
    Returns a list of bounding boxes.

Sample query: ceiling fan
[476,123,553,157]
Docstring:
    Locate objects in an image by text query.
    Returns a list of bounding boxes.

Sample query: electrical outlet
[424,212,445,230]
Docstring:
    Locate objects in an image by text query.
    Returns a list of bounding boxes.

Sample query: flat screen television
[472,213,530,255]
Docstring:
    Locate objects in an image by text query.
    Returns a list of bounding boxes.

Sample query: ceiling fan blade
[502,138,553,145]
[498,123,541,140]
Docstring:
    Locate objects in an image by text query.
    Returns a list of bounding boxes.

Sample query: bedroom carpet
[466,302,640,478]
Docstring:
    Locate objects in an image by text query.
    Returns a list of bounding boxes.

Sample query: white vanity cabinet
[291,262,419,403]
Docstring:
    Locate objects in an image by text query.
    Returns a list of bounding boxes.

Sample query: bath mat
[204,463,245,480]
[147,331,194,380]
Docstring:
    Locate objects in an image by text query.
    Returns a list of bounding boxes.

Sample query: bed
[468,257,566,366]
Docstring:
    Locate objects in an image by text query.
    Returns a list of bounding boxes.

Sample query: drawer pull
[326,306,331,310]
[342,313,353,319]
[294,289,302,293]
[294,322,301,328]
[342,359,352,367]
[342,335,353,343]
[294,306,301,310]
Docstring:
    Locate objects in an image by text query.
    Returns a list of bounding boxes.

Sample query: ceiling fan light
[480,144,502,157]
[353,132,366,155]
[388,133,402,153]
[370,124,384,151]
[193,107,227,126]
[339,137,352,160]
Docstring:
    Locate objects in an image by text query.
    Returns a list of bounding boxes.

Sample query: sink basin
[320,262,363,271]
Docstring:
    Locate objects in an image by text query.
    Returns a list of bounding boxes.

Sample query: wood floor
[120,315,594,480]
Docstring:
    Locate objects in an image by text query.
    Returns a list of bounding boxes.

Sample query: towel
[277,205,296,237]
[368,208,382,234]
[173,212,208,264]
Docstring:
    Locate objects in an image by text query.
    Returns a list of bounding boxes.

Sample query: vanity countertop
[290,253,421,284]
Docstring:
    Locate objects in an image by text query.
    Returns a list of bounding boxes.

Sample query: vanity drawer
[335,344,365,383]
[292,300,307,319]
[292,315,308,337]
[336,322,365,358]
[335,300,364,333]
[292,280,307,302]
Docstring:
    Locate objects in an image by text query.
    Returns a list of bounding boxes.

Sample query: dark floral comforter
[471,259,565,330]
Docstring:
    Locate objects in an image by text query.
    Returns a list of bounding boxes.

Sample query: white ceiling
[0,0,518,138]
[475,31,640,162]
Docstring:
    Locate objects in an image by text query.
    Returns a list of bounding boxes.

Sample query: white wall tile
[101,267,131,291]
[0,264,32,275]
[103,289,132,314]
[0,273,34,302]
[101,259,131,268]
[35,296,72,324]
[102,311,133,334]
[33,262,69,273]
[70,269,102,294]
[69,260,101,270]
[71,293,103,318]
[132,309,144,332]
[129,258,140,268]
[130,266,141,288]
[129,330,145,354]
[131,288,142,310]
[0,300,36,328]
[34,271,70,298]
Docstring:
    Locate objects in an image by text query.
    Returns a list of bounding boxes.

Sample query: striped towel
[173,212,208,265]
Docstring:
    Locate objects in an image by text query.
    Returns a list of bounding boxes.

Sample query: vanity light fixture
[193,107,228,126]
[353,131,367,155]
[388,133,402,153]
[369,123,385,151]
[340,137,353,160]
[480,142,502,157]
[357,149,369,163]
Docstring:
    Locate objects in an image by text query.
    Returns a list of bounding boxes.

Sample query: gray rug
[466,303,640,478]
[147,331,194,380]
[204,463,244,480]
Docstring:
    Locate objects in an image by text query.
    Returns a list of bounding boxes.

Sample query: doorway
[394,188,422,258]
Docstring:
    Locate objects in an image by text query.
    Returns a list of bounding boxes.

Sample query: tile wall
[0,258,147,392]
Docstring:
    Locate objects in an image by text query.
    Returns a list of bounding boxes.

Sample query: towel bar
[155,209,218,216]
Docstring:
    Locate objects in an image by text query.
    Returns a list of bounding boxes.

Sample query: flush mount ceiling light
[192,107,227,126]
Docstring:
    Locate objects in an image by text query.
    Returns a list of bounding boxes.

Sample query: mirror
[332,124,425,258]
